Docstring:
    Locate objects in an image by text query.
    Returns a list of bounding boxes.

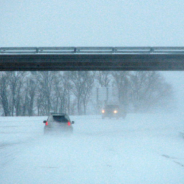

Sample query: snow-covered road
[0,114,184,184]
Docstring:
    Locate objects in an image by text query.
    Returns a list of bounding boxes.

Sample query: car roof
[50,113,67,116]
[105,105,119,107]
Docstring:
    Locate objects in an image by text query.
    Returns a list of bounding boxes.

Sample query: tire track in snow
[162,154,184,168]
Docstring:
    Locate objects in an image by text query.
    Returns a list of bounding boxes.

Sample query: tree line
[0,71,173,116]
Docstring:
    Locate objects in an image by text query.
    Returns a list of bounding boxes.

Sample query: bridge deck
[0,47,184,70]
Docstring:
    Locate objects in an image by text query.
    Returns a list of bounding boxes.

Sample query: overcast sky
[1,0,184,47]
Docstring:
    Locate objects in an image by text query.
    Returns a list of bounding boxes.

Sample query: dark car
[101,105,126,119]
[43,113,74,134]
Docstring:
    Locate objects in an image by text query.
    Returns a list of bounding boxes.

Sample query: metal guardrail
[1,47,184,54]
[1,47,184,71]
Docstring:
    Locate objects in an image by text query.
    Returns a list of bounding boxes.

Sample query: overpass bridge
[0,47,184,71]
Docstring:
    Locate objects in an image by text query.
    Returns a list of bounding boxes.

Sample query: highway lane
[0,114,184,184]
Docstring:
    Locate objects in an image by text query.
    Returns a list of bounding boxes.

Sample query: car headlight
[114,110,118,114]
[102,110,105,113]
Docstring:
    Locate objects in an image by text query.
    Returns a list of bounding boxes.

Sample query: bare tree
[96,71,111,87]
[51,72,72,114]
[35,71,55,115]
[81,72,95,114]
[0,73,10,116]
[69,71,95,115]
[62,72,73,114]
[22,76,37,116]
[0,70,173,116]
[112,71,130,108]
[130,71,173,112]
[6,72,26,116]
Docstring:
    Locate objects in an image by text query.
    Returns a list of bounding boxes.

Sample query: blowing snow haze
[1,1,184,183]
[0,1,184,112]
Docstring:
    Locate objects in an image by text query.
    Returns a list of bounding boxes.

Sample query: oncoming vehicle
[101,104,126,119]
[43,113,74,134]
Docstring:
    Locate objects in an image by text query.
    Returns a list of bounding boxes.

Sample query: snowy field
[0,113,184,184]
